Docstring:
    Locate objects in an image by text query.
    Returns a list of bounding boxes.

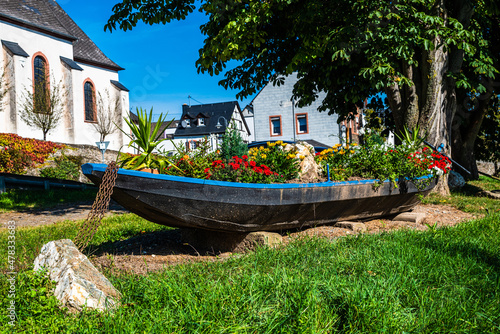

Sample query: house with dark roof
[0,0,131,151]
[173,101,250,151]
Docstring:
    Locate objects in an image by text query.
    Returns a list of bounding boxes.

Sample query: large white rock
[285,142,321,182]
[34,239,121,313]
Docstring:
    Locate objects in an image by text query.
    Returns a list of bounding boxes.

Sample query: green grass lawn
[423,175,500,215]
[0,176,499,333]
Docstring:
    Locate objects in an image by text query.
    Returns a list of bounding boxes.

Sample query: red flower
[242,155,248,159]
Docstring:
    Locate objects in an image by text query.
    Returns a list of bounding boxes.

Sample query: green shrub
[219,122,248,161]
[316,132,451,188]
[39,156,80,181]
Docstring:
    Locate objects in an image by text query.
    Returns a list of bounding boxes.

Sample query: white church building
[0,0,130,151]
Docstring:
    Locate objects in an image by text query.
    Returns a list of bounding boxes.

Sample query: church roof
[0,0,123,71]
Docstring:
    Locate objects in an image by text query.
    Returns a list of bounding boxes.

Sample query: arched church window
[84,80,96,122]
[33,54,49,113]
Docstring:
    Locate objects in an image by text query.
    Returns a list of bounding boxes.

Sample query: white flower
[432,166,444,176]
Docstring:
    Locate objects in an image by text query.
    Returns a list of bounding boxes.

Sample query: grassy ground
[0,177,499,333]
[422,176,500,215]
[0,188,98,212]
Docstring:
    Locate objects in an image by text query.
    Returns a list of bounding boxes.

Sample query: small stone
[335,221,366,233]
[392,212,426,224]
[284,142,320,182]
[181,229,282,253]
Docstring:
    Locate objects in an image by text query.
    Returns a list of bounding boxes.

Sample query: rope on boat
[74,162,119,251]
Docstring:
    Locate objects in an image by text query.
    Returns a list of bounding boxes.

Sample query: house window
[198,117,205,126]
[296,113,308,134]
[270,116,282,137]
[185,119,191,127]
[84,80,96,122]
[33,54,49,113]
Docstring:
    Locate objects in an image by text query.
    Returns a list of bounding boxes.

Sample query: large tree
[106,0,499,193]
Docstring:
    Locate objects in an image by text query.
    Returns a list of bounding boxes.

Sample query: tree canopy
[106,0,499,184]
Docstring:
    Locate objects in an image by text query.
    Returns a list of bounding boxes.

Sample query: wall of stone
[27,143,121,183]
[477,161,499,176]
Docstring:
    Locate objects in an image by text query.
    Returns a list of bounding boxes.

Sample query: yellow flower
[352,143,358,147]
[339,150,345,155]
[183,155,189,160]
[267,141,275,147]
[287,153,295,159]
[299,155,305,160]
[333,149,338,153]
[350,150,355,154]
[276,140,283,145]
[261,154,267,159]
[281,142,287,147]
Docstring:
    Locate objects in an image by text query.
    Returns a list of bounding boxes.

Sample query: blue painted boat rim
[82,163,433,189]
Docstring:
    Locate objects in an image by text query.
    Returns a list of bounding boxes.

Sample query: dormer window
[198,117,205,126]
[185,119,190,127]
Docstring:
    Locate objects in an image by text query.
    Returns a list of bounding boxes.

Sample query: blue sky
[59,0,256,120]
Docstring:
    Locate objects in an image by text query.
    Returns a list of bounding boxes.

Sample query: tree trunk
[451,78,495,180]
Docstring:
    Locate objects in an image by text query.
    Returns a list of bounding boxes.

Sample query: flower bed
[0,133,64,174]
[117,111,450,186]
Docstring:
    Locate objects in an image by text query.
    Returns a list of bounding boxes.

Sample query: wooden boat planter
[82,163,436,233]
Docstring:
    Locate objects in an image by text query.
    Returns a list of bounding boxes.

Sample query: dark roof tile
[0,0,123,71]
[110,80,129,92]
[1,40,29,57]
[60,56,83,70]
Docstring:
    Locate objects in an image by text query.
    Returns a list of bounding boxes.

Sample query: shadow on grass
[452,183,485,197]
[87,229,208,257]
[416,232,500,272]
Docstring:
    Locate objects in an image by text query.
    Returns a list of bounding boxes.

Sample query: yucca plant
[396,125,426,150]
[119,107,179,173]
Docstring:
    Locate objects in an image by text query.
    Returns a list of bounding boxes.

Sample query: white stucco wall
[0,21,131,152]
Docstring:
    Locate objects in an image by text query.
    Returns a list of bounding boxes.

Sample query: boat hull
[82,164,436,232]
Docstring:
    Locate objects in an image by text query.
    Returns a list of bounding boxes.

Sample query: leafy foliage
[316,133,451,188]
[0,133,64,174]
[106,0,497,116]
[475,95,500,168]
[164,137,217,178]
[119,107,177,172]
[219,122,247,161]
[39,155,80,181]
[248,141,300,180]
